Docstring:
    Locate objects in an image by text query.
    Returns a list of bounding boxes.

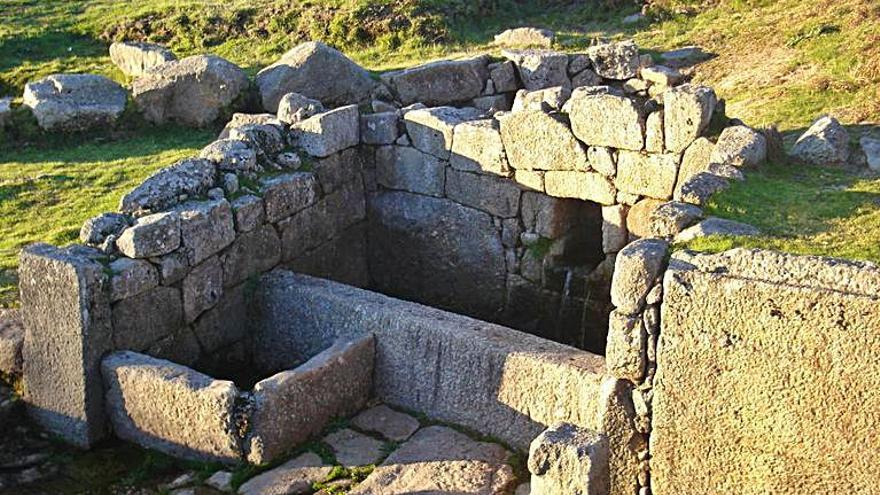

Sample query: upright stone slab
[101,351,241,463]
[528,423,610,495]
[19,244,112,448]
[653,250,880,495]
[109,41,176,77]
[244,336,375,464]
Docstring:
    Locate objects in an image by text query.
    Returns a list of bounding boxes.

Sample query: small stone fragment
[351,405,421,442]
[324,428,385,467]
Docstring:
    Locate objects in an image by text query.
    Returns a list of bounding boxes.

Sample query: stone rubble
[23,74,127,131]
[109,41,176,77]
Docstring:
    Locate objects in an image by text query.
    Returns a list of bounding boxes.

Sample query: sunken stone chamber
[97,270,621,467]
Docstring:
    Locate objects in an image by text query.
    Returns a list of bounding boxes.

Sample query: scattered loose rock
[23,74,127,131]
[132,55,249,127]
[109,41,176,77]
[494,27,555,48]
[790,115,850,166]
[587,40,640,80]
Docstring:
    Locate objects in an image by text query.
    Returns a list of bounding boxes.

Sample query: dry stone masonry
[10,34,879,495]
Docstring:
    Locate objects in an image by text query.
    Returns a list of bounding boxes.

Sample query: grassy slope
[0,0,879,306]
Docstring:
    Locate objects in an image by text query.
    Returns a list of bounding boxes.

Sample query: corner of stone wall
[604,237,671,495]
[18,243,113,448]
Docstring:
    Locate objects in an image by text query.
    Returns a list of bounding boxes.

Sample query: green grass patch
[678,163,880,263]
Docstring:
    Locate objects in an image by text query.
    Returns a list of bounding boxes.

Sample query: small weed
[526,237,554,260]
[785,24,840,48]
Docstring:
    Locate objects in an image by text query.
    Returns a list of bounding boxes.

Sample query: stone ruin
[7,39,880,495]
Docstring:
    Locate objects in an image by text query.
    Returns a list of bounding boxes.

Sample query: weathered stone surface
[521,192,596,239]
[660,46,708,63]
[109,41,175,77]
[571,68,602,88]
[276,92,325,125]
[238,453,332,495]
[626,198,665,241]
[674,172,729,206]
[350,426,515,495]
[499,110,589,171]
[489,60,519,93]
[132,55,249,126]
[446,169,521,217]
[516,170,545,191]
[80,212,130,246]
[174,200,235,266]
[472,93,512,112]
[674,217,759,242]
[450,119,510,176]
[109,258,158,302]
[545,171,616,204]
[278,179,365,261]
[226,124,286,160]
[790,115,850,166]
[290,105,359,157]
[351,405,421,442]
[143,327,202,368]
[615,150,679,199]
[640,65,683,86]
[653,249,880,495]
[182,256,223,323]
[650,201,703,238]
[645,110,664,153]
[285,223,370,289]
[404,106,481,159]
[245,336,374,464]
[598,377,645,495]
[529,423,609,495]
[503,49,570,91]
[112,286,183,351]
[191,283,249,356]
[102,351,240,463]
[324,428,385,467]
[19,244,112,447]
[360,111,399,145]
[150,250,189,285]
[494,27,555,48]
[230,194,264,233]
[257,41,375,111]
[261,272,608,451]
[116,212,181,259]
[602,205,628,253]
[0,310,23,376]
[375,145,445,197]
[260,173,319,223]
[663,84,717,152]
[512,86,572,112]
[368,192,507,319]
[566,87,645,151]
[860,135,880,171]
[674,137,714,196]
[611,238,669,315]
[120,158,216,214]
[218,113,282,140]
[587,40,640,80]
[220,224,281,287]
[23,74,127,131]
[588,146,617,177]
[710,124,767,167]
[381,56,489,106]
[605,310,646,382]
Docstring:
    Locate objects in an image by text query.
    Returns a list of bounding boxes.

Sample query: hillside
[0,0,879,306]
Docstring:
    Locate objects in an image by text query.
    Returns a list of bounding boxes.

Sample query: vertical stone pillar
[19,244,112,448]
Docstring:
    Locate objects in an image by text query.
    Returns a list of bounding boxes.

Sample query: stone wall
[648,249,880,495]
[602,246,880,495]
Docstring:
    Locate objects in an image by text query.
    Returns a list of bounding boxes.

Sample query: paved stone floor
[0,395,530,495]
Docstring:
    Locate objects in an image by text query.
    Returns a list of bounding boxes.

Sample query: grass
[0,0,879,308]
